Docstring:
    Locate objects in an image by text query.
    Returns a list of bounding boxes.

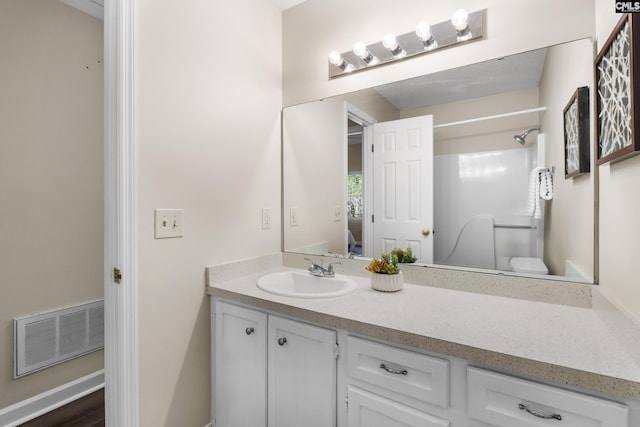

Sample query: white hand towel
[527,167,544,218]
[540,169,554,201]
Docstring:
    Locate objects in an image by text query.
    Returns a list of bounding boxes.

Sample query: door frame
[104,0,138,425]
[345,103,376,258]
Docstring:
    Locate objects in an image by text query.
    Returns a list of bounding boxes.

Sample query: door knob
[422,228,431,236]
[277,337,287,346]
[245,327,255,335]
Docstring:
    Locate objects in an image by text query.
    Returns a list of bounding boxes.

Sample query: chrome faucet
[305,258,340,277]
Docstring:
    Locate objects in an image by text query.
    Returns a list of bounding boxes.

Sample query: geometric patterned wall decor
[564,86,590,178]
[595,13,640,165]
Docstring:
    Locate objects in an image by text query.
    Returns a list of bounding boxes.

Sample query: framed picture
[563,86,590,178]
[595,13,640,165]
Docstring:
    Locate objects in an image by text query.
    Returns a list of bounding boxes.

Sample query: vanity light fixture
[451,9,472,41]
[415,21,438,50]
[382,33,406,58]
[328,9,485,78]
[353,42,379,65]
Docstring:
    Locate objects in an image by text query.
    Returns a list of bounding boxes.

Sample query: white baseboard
[0,370,104,427]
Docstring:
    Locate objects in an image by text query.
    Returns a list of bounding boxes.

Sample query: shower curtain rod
[433,106,546,129]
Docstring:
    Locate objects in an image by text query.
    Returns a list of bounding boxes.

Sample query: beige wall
[595,2,640,321]
[135,0,282,425]
[283,0,595,106]
[539,38,595,278]
[0,0,104,409]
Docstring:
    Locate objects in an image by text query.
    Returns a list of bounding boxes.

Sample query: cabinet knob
[277,337,287,346]
[245,327,255,335]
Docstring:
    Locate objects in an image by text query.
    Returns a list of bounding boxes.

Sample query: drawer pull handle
[245,327,255,335]
[278,337,287,346]
[380,363,408,375]
[518,404,562,421]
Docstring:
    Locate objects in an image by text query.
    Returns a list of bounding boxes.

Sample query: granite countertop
[207,263,640,402]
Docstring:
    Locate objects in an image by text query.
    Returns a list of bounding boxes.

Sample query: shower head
[514,127,541,145]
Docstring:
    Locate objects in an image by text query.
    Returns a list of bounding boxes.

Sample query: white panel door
[372,115,434,263]
[268,315,337,427]
[214,301,267,427]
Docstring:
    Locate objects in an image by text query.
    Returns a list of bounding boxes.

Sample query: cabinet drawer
[467,367,629,427]
[348,386,450,427]
[347,336,449,408]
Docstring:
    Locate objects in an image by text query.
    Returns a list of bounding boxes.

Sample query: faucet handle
[326,262,341,274]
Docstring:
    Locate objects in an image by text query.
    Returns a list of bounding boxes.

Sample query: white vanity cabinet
[467,367,629,427]
[213,301,267,427]
[268,314,337,427]
[346,336,451,427]
[212,300,337,427]
[212,297,634,427]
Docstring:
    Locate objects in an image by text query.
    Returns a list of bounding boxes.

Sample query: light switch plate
[262,208,272,230]
[154,209,184,239]
[333,205,343,222]
[290,207,299,226]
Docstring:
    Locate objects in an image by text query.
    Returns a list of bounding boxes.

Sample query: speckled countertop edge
[206,254,640,401]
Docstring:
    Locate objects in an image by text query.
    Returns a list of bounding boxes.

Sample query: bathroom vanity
[207,255,640,427]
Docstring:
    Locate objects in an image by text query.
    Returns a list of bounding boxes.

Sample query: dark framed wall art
[563,86,590,178]
[595,13,640,165]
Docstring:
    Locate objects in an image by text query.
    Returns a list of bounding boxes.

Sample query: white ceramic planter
[370,271,403,292]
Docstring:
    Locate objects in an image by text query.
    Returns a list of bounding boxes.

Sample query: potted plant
[366,253,403,292]
[391,247,417,263]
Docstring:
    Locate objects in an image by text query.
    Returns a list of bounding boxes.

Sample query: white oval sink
[257,271,357,298]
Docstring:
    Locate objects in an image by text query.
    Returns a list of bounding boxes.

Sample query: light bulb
[353,42,367,58]
[415,21,432,40]
[415,21,438,50]
[382,33,406,58]
[382,33,398,51]
[353,42,378,65]
[451,9,469,31]
[328,50,354,72]
[451,9,472,41]
[328,50,342,66]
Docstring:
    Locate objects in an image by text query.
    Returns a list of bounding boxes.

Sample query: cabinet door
[268,315,337,427]
[347,386,450,427]
[214,301,267,427]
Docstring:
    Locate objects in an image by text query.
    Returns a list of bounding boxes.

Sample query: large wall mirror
[283,37,596,284]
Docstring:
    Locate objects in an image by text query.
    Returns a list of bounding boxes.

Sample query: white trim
[345,103,376,258]
[0,370,104,427]
[433,107,547,129]
[104,0,138,425]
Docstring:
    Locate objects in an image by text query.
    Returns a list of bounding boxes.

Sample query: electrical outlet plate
[262,208,272,230]
[154,209,184,239]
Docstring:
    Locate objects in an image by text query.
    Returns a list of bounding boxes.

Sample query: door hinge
[371,144,375,152]
[345,395,349,408]
[334,342,340,360]
[113,267,122,284]
[371,214,375,223]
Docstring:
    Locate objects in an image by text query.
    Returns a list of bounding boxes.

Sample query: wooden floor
[20,389,105,427]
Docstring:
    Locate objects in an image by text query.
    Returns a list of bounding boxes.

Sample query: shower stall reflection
[434,144,547,274]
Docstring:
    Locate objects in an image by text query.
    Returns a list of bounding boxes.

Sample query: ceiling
[375,48,547,110]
